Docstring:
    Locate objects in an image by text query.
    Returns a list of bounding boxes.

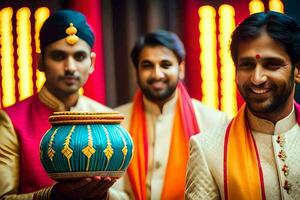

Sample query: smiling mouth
[150,81,165,88]
[251,88,270,94]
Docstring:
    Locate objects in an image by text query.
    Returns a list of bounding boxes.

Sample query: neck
[247,100,294,124]
[155,100,168,113]
[57,93,79,111]
[150,92,177,113]
[45,86,79,111]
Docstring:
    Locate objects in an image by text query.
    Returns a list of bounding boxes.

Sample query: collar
[143,90,178,116]
[38,86,79,111]
[247,106,297,135]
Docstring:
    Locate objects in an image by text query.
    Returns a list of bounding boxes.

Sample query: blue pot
[39,112,133,181]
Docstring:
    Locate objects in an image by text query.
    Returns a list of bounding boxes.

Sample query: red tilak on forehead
[255,54,261,59]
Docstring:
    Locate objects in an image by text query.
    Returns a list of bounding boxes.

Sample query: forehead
[44,38,91,54]
[139,45,177,61]
[237,32,290,62]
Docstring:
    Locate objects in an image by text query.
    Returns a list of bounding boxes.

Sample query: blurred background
[0,0,298,118]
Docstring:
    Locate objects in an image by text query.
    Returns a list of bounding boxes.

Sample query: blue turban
[40,9,95,51]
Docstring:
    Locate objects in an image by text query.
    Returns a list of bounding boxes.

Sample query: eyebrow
[237,57,255,63]
[48,49,89,55]
[238,56,287,63]
[263,57,287,64]
[140,60,152,64]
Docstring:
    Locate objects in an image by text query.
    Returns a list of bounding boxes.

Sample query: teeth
[252,88,268,94]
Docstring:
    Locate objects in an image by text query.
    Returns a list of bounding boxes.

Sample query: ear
[179,60,185,80]
[294,63,300,84]
[37,53,45,72]
[89,52,96,74]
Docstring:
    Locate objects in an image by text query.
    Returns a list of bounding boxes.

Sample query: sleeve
[0,110,53,200]
[185,135,221,200]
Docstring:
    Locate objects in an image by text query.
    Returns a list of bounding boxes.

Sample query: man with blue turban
[0,9,114,199]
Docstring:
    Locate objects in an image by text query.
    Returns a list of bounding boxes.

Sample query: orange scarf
[127,82,199,200]
[224,102,300,200]
[224,104,266,200]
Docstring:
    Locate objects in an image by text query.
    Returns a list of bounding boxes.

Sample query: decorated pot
[39,111,133,181]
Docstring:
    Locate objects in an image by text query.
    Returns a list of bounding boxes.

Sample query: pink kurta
[4,95,54,192]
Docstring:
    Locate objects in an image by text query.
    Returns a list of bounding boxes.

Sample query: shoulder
[191,98,230,132]
[79,96,113,112]
[4,95,36,112]
[190,120,229,154]
[0,110,13,129]
[114,102,133,115]
[114,102,133,130]
[191,98,226,117]
[0,110,18,147]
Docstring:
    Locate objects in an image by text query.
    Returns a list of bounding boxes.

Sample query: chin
[63,88,80,95]
[247,100,277,114]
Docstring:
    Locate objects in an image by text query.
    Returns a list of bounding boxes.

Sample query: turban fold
[40,9,95,51]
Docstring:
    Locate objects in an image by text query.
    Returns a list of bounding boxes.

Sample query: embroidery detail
[276,134,292,194]
[47,127,59,170]
[117,126,128,170]
[102,125,114,170]
[278,150,286,161]
[276,135,285,147]
[282,164,289,176]
[283,180,292,194]
[82,125,96,171]
[61,125,76,171]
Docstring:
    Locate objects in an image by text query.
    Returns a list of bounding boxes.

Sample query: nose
[251,65,267,85]
[65,57,77,72]
[151,65,164,79]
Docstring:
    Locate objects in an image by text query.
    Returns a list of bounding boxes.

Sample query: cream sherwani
[185,106,300,200]
[109,91,228,200]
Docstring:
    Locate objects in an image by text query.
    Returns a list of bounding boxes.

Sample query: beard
[239,74,295,115]
[137,78,178,103]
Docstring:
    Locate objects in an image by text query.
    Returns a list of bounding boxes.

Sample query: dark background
[1,0,300,107]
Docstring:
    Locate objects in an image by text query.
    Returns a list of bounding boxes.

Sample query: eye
[160,61,173,69]
[74,52,88,61]
[264,61,286,70]
[238,61,255,69]
[140,61,153,69]
[49,51,66,61]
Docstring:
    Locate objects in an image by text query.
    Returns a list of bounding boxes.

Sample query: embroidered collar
[247,106,296,135]
[38,86,79,111]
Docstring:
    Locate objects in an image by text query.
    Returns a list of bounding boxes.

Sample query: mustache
[147,78,166,84]
[58,71,80,81]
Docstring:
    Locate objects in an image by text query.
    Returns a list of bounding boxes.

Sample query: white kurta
[109,91,228,200]
[185,106,300,200]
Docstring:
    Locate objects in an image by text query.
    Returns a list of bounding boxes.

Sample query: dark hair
[131,30,185,68]
[230,11,300,66]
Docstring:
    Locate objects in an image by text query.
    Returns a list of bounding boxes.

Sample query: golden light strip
[218,4,237,118]
[269,0,284,13]
[16,7,33,101]
[249,0,265,14]
[0,7,15,107]
[198,5,218,108]
[35,7,49,91]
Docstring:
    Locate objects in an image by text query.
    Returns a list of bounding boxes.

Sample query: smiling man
[111,30,228,200]
[185,11,300,200]
[0,10,113,200]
